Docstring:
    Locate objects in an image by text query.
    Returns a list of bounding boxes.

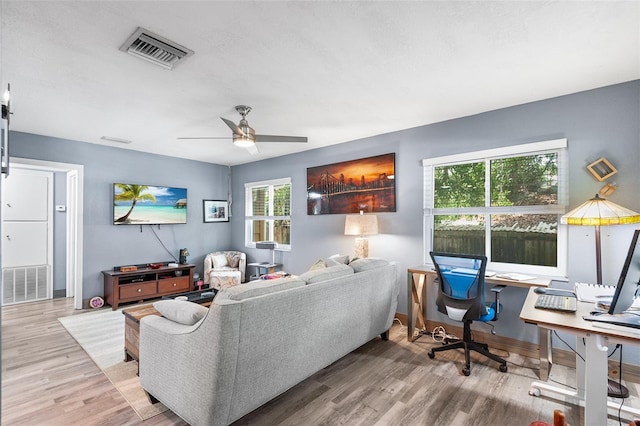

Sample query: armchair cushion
[153,300,209,326]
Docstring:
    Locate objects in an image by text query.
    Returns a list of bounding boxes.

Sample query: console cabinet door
[158,276,190,294]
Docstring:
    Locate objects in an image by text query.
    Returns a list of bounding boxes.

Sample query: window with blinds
[245,177,291,249]
[423,139,568,277]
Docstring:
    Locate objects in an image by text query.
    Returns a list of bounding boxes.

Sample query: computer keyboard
[534,294,577,312]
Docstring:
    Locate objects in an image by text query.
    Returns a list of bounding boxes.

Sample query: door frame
[11,158,84,309]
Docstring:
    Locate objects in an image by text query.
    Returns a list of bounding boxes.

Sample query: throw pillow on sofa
[216,277,306,301]
[308,259,327,270]
[327,253,350,265]
[299,263,353,284]
[349,257,389,272]
[153,300,209,326]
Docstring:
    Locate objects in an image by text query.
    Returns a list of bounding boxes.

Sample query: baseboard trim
[394,313,640,383]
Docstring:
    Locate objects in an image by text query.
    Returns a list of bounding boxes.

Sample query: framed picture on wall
[203,200,229,223]
[306,153,396,215]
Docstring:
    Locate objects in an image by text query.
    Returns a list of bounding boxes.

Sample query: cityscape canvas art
[306,153,396,215]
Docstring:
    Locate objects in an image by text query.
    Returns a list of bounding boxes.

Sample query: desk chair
[428,252,508,376]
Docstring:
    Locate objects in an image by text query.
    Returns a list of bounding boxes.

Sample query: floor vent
[2,265,49,305]
[119,27,194,70]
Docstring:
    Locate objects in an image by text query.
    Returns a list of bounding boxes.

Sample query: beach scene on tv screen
[114,184,187,225]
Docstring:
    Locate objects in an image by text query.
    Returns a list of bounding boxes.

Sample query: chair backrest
[429,252,488,322]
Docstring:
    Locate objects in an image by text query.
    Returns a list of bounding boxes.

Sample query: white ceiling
[1,1,638,166]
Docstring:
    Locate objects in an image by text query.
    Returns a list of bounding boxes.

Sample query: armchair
[204,251,246,290]
[428,251,507,376]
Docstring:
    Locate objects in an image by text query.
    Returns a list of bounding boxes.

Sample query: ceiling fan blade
[221,117,245,136]
[177,137,229,140]
[255,135,308,143]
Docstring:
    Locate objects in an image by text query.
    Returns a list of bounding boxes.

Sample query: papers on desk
[574,282,616,303]
[496,273,536,281]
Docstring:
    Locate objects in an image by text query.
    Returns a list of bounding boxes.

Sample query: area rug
[59,306,168,420]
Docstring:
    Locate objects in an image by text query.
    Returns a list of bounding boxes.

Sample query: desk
[407,265,550,343]
[520,287,640,425]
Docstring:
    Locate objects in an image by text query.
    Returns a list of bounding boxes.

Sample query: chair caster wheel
[428,351,435,359]
[499,364,507,373]
[462,367,471,376]
[529,387,541,397]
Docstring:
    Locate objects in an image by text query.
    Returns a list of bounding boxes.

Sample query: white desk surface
[520,287,640,343]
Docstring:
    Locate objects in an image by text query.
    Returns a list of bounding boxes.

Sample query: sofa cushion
[299,263,354,284]
[349,257,389,272]
[153,300,209,325]
[212,253,229,268]
[216,277,306,301]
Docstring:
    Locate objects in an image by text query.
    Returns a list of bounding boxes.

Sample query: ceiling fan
[178,105,308,155]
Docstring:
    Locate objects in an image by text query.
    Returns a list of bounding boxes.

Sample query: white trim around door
[11,158,84,309]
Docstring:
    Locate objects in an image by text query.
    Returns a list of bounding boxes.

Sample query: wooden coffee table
[122,289,216,362]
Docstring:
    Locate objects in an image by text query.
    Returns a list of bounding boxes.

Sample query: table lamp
[561,194,640,285]
[344,211,378,258]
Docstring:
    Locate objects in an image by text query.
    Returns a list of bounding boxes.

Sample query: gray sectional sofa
[139,257,400,426]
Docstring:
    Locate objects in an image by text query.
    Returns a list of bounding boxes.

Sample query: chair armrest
[203,253,214,285]
[490,285,507,320]
[238,253,246,282]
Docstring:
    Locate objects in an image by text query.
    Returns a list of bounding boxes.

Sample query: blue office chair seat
[428,252,508,376]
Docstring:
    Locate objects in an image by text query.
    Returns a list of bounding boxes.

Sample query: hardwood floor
[1,298,636,425]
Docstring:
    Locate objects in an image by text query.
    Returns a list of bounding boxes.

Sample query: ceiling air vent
[119,27,194,70]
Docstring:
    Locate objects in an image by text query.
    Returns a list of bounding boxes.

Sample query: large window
[423,139,568,276]
[245,178,291,250]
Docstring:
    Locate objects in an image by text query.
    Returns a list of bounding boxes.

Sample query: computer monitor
[608,228,640,314]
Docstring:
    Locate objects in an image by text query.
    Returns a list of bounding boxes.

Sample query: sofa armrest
[139,303,242,426]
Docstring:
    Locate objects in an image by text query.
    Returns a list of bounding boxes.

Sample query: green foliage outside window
[433,152,559,267]
[249,182,291,246]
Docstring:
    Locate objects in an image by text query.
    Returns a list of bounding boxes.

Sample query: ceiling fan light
[233,134,255,148]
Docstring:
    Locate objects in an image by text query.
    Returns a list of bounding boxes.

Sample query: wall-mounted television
[113,183,187,225]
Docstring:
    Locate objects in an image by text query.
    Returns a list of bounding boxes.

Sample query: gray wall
[11,132,233,300]
[8,80,640,358]
[231,80,640,346]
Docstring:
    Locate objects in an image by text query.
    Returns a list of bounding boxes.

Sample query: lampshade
[344,213,378,236]
[561,193,640,286]
[561,194,640,226]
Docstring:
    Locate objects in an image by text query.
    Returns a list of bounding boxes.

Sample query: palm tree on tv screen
[114,184,156,223]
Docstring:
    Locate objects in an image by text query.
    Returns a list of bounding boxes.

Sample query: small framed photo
[586,157,617,182]
[203,200,228,223]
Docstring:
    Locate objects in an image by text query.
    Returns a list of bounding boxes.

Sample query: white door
[1,168,53,304]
